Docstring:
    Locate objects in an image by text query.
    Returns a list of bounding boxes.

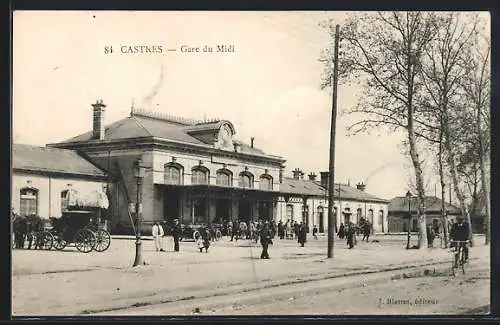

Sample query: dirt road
[93,262,489,316]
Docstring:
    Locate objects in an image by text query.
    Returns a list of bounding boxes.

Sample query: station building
[13,100,390,234]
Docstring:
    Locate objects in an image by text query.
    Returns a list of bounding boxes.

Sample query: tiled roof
[279,178,388,203]
[62,114,266,156]
[388,196,460,214]
[12,143,107,178]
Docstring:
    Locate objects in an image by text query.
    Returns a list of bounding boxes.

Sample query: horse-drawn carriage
[49,209,111,253]
[49,186,111,253]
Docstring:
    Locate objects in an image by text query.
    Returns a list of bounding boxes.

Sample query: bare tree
[459,25,491,245]
[320,12,438,248]
[418,13,480,245]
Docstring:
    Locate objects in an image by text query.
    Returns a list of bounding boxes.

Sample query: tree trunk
[480,160,490,245]
[477,121,490,245]
[438,139,448,248]
[407,124,427,249]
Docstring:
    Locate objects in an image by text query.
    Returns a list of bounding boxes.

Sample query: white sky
[13,11,454,201]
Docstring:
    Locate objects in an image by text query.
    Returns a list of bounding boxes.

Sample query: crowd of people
[13,207,472,263]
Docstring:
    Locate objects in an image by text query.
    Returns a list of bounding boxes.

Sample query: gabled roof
[279,178,388,203]
[12,143,107,178]
[61,112,266,156]
[388,196,460,214]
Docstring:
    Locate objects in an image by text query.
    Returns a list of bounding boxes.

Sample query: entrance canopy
[65,187,109,209]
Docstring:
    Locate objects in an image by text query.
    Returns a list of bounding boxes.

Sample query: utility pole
[327,24,340,259]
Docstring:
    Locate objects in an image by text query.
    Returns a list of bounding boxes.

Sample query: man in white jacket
[152,222,165,252]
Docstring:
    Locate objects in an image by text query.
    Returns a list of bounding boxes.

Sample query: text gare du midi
[104,44,235,54]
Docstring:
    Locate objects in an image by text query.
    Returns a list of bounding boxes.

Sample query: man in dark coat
[346,222,356,249]
[260,222,272,259]
[13,215,27,249]
[337,222,345,239]
[361,221,371,242]
[298,222,307,247]
[277,221,284,240]
[171,219,182,252]
[312,225,318,240]
[450,216,469,262]
[231,219,240,242]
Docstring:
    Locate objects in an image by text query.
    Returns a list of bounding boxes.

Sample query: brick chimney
[250,137,255,148]
[279,165,284,184]
[320,171,329,189]
[308,173,317,181]
[91,99,106,140]
[292,168,303,180]
[356,182,366,191]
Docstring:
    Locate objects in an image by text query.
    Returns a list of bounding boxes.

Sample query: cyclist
[449,215,469,264]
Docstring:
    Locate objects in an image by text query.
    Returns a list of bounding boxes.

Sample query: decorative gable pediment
[184,120,236,151]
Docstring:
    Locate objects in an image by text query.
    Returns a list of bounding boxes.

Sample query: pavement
[12,234,490,316]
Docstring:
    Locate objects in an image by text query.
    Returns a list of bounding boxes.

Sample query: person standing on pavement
[298,222,307,247]
[346,222,356,249]
[152,222,164,252]
[172,219,182,252]
[312,225,318,240]
[231,219,240,241]
[277,220,284,240]
[338,222,345,239]
[260,221,272,259]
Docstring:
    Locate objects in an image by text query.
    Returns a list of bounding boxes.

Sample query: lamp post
[405,191,412,250]
[133,158,145,267]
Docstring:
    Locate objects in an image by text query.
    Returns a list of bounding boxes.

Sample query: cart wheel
[215,230,222,241]
[53,234,67,251]
[74,229,95,253]
[41,231,54,250]
[193,231,201,241]
[93,229,111,252]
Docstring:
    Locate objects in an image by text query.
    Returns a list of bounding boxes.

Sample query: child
[313,225,318,240]
[197,227,211,253]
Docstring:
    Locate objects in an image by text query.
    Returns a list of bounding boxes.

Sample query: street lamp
[132,158,145,267]
[405,191,412,250]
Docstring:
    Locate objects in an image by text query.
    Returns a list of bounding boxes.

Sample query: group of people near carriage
[11,211,48,250]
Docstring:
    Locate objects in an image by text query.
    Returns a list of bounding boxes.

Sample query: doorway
[216,199,231,224]
[258,200,271,221]
[163,186,181,224]
[318,207,324,233]
[238,199,252,223]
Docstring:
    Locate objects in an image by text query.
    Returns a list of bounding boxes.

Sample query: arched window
[164,163,183,185]
[239,171,254,189]
[216,169,233,186]
[20,187,38,216]
[191,166,209,185]
[61,190,69,213]
[259,174,273,191]
[286,204,294,221]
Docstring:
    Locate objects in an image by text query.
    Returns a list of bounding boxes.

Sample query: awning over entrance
[65,187,109,209]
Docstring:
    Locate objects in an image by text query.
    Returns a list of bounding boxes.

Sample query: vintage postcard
[11,10,490,316]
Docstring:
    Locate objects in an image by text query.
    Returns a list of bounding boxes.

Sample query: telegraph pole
[327,24,340,259]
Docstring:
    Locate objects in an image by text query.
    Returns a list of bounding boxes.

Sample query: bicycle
[450,240,469,276]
